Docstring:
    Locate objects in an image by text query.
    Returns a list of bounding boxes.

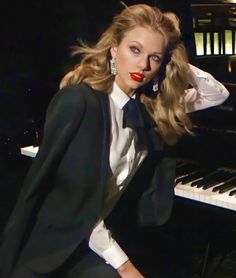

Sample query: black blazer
[0,83,176,277]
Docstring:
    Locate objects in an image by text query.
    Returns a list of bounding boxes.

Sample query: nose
[138,55,151,71]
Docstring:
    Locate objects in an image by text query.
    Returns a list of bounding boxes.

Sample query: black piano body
[164,1,236,276]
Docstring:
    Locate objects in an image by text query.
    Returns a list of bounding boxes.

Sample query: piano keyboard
[20,146,236,211]
[175,161,236,211]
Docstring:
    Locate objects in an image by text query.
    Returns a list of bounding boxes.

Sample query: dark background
[1,2,236,277]
[0,0,195,145]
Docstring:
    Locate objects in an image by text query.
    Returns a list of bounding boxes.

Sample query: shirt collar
[110,82,135,109]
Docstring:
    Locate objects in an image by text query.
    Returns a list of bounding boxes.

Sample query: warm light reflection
[206,33,211,55]
[223,0,236,3]
[214,33,220,55]
[195,30,236,55]
[195,33,204,55]
[225,30,233,54]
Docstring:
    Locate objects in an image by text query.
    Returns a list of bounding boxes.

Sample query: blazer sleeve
[137,155,176,226]
[5,84,87,222]
[0,85,89,277]
[23,85,87,200]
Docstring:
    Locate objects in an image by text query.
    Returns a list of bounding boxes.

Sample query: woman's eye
[130,46,140,54]
[151,55,161,63]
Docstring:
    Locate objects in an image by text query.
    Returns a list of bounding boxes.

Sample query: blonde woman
[0,4,229,278]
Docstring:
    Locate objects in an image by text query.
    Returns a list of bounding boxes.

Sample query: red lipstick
[129,72,144,82]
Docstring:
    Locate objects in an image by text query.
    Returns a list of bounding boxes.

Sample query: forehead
[120,26,166,53]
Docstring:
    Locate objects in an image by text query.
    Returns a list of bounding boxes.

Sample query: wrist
[117,260,133,274]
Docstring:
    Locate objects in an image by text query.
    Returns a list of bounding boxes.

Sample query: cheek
[148,63,161,78]
[116,48,133,69]
[152,60,162,71]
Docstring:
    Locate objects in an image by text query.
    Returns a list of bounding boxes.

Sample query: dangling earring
[152,79,159,92]
[110,57,117,75]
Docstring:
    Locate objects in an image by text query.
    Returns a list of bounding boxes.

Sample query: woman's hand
[117,260,145,278]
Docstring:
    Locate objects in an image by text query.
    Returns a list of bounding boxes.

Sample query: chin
[130,80,143,89]
[121,80,143,94]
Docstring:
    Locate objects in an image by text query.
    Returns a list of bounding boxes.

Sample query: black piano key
[195,171,233,188]
[175,171,189,180]
[219,183,236,193]
[176,170,200,184]
[212,177,236,193]
[180,170,211,184]
[212,177,236,192]
[229,189,236,196]
[191,170,225,187]
[190,170,220,187]
[203,182,220,190]
[175,163,198,177]
[202,173,236,189]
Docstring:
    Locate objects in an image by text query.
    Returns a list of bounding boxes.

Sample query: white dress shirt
[89,82,148,269]
[184,64,229,113]
[88,65,229,270]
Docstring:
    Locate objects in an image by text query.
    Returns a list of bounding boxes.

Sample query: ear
[110,46,117,59]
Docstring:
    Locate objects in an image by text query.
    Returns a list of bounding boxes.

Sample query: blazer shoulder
[53,83,95,104]
[58,83,96,96]
[46,83,99,115]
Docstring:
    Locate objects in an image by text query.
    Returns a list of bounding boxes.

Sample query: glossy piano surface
[20,84,236,212]
[175,163,236,210]
[174,82,236,211]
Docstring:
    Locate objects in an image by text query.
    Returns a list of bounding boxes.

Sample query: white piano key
[175,181,236,211]
[21,148,236,211]
[21,146,39,158]
[213,192,236,210]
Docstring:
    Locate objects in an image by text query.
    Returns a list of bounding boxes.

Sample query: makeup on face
[111,26,166,96]
[129,72,144,82]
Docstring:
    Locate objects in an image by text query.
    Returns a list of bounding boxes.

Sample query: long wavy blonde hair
[60,4,193,145]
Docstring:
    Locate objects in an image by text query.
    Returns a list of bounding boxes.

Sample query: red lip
[129,72,144,82]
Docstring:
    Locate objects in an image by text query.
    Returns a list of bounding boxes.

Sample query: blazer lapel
[95,92,111,197]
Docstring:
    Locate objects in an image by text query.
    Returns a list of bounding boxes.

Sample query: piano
[18,86,236,277]
[173,82,236,212]
[20,82,236,213]
[175,163,236,211]
[166,81,236,277]
[172,0,236,214]
[21,83,236,213]
[15,2,236,277]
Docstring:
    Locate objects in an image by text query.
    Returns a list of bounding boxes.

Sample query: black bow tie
[122,98,163,152]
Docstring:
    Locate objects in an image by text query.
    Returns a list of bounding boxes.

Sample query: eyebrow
[130,40,164,55]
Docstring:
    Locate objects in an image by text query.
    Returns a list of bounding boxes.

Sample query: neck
[114,82,135,98]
